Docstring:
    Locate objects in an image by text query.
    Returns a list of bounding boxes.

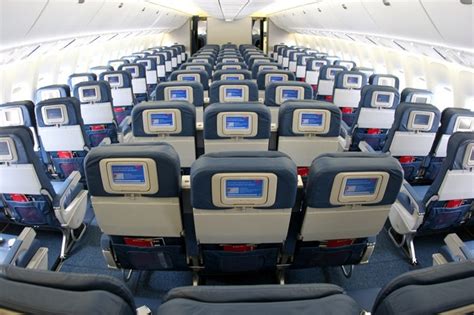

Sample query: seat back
[265,81,313,124]
[108,59,129,70]
[216,56,244,64]
[213,69,252,81]
[401,88,433,103]
[334,60,356,70]
[251,62,281,79]
[85,143,182,237]
[180,62,212,78]
[35,97,90,177]
[0,126,58,225]
[154,81,204,122]
[256,70,296,90]
[0,101,39,151]
[350,85,400,150]
[215,62,248,71]
[68,73,97,90]
[278,101,343,167]
[90,65,113,77]
[315,65,346,98]
[369,74,400,90]
[169,70,209,90]
[352,67,374,78]
[119,63,148,101]
[332,71,369,126]
[0,265,136,315]
[129,101,196,167]
[288,51,305,73]
[73,80,118,146]
[209,80,259,104]
[121,55,138,63]
[148,53,167,80]
[99,71,135,124]
[383,102,441,181]
[301,152,403,241]
[372,261,474,315]
[204,102,271,153]
[191,151,297,244]
[305,58,330,85]
[136,57,159,86]
[34,84,70,103]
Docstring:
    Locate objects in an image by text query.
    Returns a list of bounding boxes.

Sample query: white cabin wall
[293,33,474,111]
[0,33,166,103]
[207,17,252,45]
[267,20,296,51]
[161,20,192,56]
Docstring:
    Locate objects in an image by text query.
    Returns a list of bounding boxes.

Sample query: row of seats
[1,261,473,314]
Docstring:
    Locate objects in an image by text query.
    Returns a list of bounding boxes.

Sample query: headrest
[148,53,165,65]
[445,132,474,170]
[369,74,400,90]
[358,85,400,109]
[216,56,244,64]
[35,97,84,127]
[131,101,195,137]
[85,142,181,197]
[154,81,204,106]
[169,70,209,90]
[438,108,474,135]
[251,62,281,79]
[190,151,297,209]
[188,56,215,65]
[132,52,150,59]
[209,80,259,104]
[73,80,113,103]
[278,100,341,137]
[297,54,312,65]
[215,62,248,70]
[334,60,356,70]
[401,88,433,104]
[306,152,403,208]
[289,51,305,60]
[0,126,36,164]
[213,70,252,81]
[90,66,113,76]
[353,67,374,78]
[305,58,330,71]
[334,71,368,89]
[0,101,36,128]
[99,71,133,89]
[162,49,177,58]
[156,51,171,61]
[136,58,158,71]
[389,102,441,133]
[35,84,71,103]
[118,63,146,79]
[318,65,346,80]
[248,56,272,69]
[204,102,271,140]
[325,56,341,65]
[107,59,130,70]
[180,62,212,77]
[265,81,313,107]
[68,73,97,89]
[121,55,139,63]
[256,70,296,90]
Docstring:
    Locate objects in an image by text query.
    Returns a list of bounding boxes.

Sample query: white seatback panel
[301,205,391,241]
[130,136,196,167]
[389,132,436,156]
[194,208,291,243]
[357,108,395,129]
[111,88,134,107]
[278,137,343,166]
[296,66,306,79]
[204,139,269,153]
[305,70,320,85]
[165,61,172,72]
[92,196,182,237]
[289,61,297,73]
[283,57,290,68]
[145,70,158,84]
[132,78,147,94]
[0,164,42,195]
[81,103,114,125]
[157,65,166,77]
[316,80,334,96]
[38,125,86,151]
[333,89,361,108]
[172,57,177,68]
[438,170,474,201]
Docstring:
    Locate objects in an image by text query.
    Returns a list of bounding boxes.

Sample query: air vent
[118,2,123,8]
[382,0,391,6]
[342,4,347,9]
[460,0,472,4]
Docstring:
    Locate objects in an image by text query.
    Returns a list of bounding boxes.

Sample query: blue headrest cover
[0,101,36,127]
[209,80,259,104]
[401,88,433,102]
[35,84,71,103]
[136,57,158,70]
[265,82,313,107]
[438,108,474,135]
[108,59,130,66]
[99,71,133,88]
[35,97,84,127]
[0,126,55,195]
[256,70,296,90]
[190,151,297,209]
[306,152,404,208]
[180,63,212,76]
[85,143,181,197]
[118,63,146,78]
[131,101,196,137]
[204,102,271,139]
[305,58,329,71]
[278,101,341,137]
[248,56,272,68]
[358,85,400,109]
[73,80,113,103]
[149,53,165,64]
[68,73,97,88]
[335,60,356,69]
[155,81,204,106]
[217,56,244,63]
[369,74,400,90]
[169,70,209,90]
[318,65,347,80]
[334,71,368,89]
[215,62,248,70]
[251,63,281,78]
[212,70,252,81]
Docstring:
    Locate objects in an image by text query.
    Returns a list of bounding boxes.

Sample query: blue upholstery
[169,70,209,90]
[278,101,341,137]
[401,88,433,103]
[131,101,196,137]
[334,60,356,69]
[180,62,212,77]
[256,70,296,90]
[90,66,113,73]
[154,81,204,107]
[107,59,130,69]
[191,151,297,210]
[369,74,400,90]
[73,80,114,104]
[67,73,97,89]
[34,84,70,103]
[215,62,248,70]
[305,58,329,71]
[99,71,135,124]
[212,70,252,81]
[99,71,133,89]
[84,142,181,198]
[216,56,244,63]
[248,56,273,69]
[118,63,146,79]
[204,102,271,139]
[265,82,313,107]
[188,56,215,65]
[306,152,404,208]
[251,63,281,79]
[136,57,158,73]
[0,101,36,128]
[35,97,85,128]
[333,71,368,89]
[350,85,400,151]
[317,65,347,80]
[209,80,259,104]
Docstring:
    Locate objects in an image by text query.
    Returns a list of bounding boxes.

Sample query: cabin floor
[1,205,472,311]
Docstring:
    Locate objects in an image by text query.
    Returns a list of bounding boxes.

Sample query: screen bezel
[164,86,193,103]
[39,89,61,101]
[217,112,258,137]
[463,143,474,168]
[292,109,331,134]
[371,91,395,108]
[408,110,435,131]
[330,172,389,205]
[0,137,18,162]
[143,108,182,134]
[275,86,304,104]
[78,85,101,103]
[219,85,249,102]
[104,74,123,88]
[41,104,69,125]
[0,107,24,127]
[454,116,474,132]
[343,74,362,89]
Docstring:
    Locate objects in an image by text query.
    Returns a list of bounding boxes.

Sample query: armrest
[180,175,200,264]
[53,171,82,210]
[358,140,377,153]
[119,116,132,134]
[99,137,111,146]
[397,181,425,215]
[340,120,352,137]
[281,176,304,263]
